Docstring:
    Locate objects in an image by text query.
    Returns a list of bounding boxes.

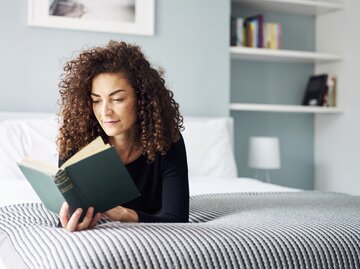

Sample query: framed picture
[27,0,155,36]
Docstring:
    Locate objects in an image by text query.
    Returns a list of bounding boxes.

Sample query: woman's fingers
[65,208,83,232]
[59,205,100,232]
[89,212,102,229]
[76,207,94,231]
[59,202,70,228]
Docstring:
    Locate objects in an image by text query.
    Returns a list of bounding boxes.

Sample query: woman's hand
[103,205,139,222]
[59,202,102,232]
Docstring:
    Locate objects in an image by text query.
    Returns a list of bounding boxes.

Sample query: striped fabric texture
[0,191,360,269]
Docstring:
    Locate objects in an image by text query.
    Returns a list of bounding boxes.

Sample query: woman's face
[91,72,137,139]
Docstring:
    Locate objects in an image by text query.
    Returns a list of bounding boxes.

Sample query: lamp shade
[248,136,281,170]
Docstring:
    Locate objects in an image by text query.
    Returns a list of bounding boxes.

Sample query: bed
[0,113,359,269]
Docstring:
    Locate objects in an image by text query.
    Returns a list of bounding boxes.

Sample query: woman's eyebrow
[91,89,125,97]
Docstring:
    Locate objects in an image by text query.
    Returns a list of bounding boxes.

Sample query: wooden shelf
[232,0,344,15]
[230,103,343,114]
[230,47,343,63]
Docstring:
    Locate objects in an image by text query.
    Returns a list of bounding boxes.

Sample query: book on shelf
[230,14,281,49]
[17,136,140,221]
[302,74,337,107]
[236,17,244,46]
[231,16,237,46]
[243,14,264,48]
[231,16,244,46]
[264,22,282,49]
[324,75,337,107]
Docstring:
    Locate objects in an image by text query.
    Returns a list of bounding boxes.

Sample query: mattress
[1,191,359,269]
[2,112,356,269]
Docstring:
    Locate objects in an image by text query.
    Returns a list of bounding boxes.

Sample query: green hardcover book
[17,136,140,220]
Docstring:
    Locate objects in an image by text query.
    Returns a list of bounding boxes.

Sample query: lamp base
[254,170,271,183]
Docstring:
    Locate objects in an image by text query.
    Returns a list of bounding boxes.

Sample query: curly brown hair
[57,40,183,162]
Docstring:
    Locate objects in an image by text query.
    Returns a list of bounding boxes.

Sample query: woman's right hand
[59,202,102,232]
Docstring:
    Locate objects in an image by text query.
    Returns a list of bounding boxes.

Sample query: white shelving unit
[230,0,344,114]
[232,0,344,15]
[230,47,343,63]
[230,103,343,114]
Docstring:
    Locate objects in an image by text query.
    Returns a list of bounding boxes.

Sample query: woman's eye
[113,98,124,102]
[92,100,101,104]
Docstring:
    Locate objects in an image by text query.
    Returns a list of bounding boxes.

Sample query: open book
[17,136,140,219]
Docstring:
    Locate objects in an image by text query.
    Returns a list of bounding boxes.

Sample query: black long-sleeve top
[59,135,189,223]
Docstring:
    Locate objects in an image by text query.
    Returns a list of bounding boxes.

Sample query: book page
[61,136,110,169]
[19,158,59,175]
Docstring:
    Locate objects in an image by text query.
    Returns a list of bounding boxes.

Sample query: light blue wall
[231,112,314,189]
[0,0,230,117]
[1,1,315,189]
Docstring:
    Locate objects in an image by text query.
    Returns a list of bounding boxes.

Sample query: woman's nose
[101,102,113,116]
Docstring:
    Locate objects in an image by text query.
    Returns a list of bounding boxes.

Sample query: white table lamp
[248,136,281,182]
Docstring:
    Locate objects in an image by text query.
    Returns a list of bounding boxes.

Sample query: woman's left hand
[59,202,102,232]
[103,205,139,222]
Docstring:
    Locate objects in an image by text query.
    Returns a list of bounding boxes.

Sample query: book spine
[236,17,244,47]
[54,169,88,220]
[277,23,282,49]
[230,17,237,46]
[326,75,337,107]
[264,23,271,48]
[271,23,276,49]
[331,76,337,107]
[251,20,258,48]
[258,15,264,48]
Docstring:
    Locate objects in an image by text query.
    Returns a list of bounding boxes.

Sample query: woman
[57,40,189,232]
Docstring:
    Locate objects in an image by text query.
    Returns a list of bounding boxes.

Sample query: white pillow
[0,115,238,180]
[182,117,238,178]
[0,117,58,180]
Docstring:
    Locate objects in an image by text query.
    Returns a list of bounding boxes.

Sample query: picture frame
[27,0,155,36]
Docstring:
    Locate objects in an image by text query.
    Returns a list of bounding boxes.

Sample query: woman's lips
[103,120,120,126]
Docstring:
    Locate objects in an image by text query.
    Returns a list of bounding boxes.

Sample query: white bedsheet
[189,176,299,196]
[0,179,40,208]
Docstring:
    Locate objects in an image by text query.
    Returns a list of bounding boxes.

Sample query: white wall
[315,0,360,195]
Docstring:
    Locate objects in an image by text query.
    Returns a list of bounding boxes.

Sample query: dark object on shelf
[302,74,328,106]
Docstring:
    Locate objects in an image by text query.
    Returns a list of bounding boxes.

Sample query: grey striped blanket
[0,191,360,269]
